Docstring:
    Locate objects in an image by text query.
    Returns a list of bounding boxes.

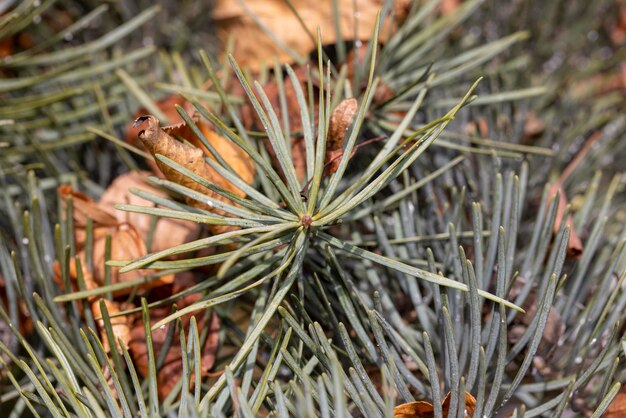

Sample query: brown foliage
[134,114,255,235]
[92,299,132,354]
[128,275,220,399]
[99,171,200,254]
[605,387,626,417]
[212,0,411,71]
[394,392,477,418]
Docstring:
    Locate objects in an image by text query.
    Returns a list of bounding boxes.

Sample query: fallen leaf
[523,111,545,143]
[394,401,435,418]
[0,275,32,336]
[236,65,311,182]
[134,115,254,236]
[56,185,174,296]
[58,185,119,249]
[129,305,220,399]
[125,96,194,176]
[212,0,411,70]
[544,130,607,260]
[605,387,626,417]
[92,299,132,354]
[0,38,13,59]
[125,95,187,146]
[99,171,200,254]
[440,0,461,15]
[547,184,583,259]
[568,71,625,100]
[507,278,566,378]
[442,392,476,417]
[394,392,476,418]
[609,2,626,44]
[163,114,255,193]
[372,81,396,106]
[91,223,173,289]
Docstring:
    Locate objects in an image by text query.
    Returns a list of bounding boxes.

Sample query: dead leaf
[129,306,220,400]
[568,70,625,100]
[0,273,35,374]
[547,183,583,259]
[394,401,436,418]
[544,130,607,260]
[56,185,175,295]
[609,2,626,44]
[394,392,476,418]
[507,279,566,379]
[523,111,545,143]
[92,299,132,354]
[440,0,461,15]
[442,392,476,417]
[0,38,13,59]
[57,185,119,232]
[212,0,411,70]
[236,65,311,182]
[373,81,396,106]
[90,223,173,290]
[605,387,626,417]
[125,95,187,146]
[99,171,200,254]
[163,114,255,193]
[134,115,254,236]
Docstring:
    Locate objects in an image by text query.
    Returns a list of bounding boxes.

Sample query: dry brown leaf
[125,96,189,176]
[0,38,13,59]
[609,2,626,44]
[394,392,477,418]
[442,392,476,417]
[523,111,545,143]
[543,129,617,260]
[129,306,220,400]
[440,0,461,15]
[125,95,187,145]
[163,114,255,193]
[394,400,436,418]
[134,114,254,236]
[0,275,32,337]
[372,80,396,105]
[507,279,566,379]
[56,185,175,295]
[605,387,626,417]
[99,171,200,254]
[90,224,174,289]
[57,185,119,229]
[212,0,411,71]
[236,65,311,182]
[547,183,583,259]
[52,258,95,312]
[568,69,626,100]
[58,185,120,259]
[92,299,132,354]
